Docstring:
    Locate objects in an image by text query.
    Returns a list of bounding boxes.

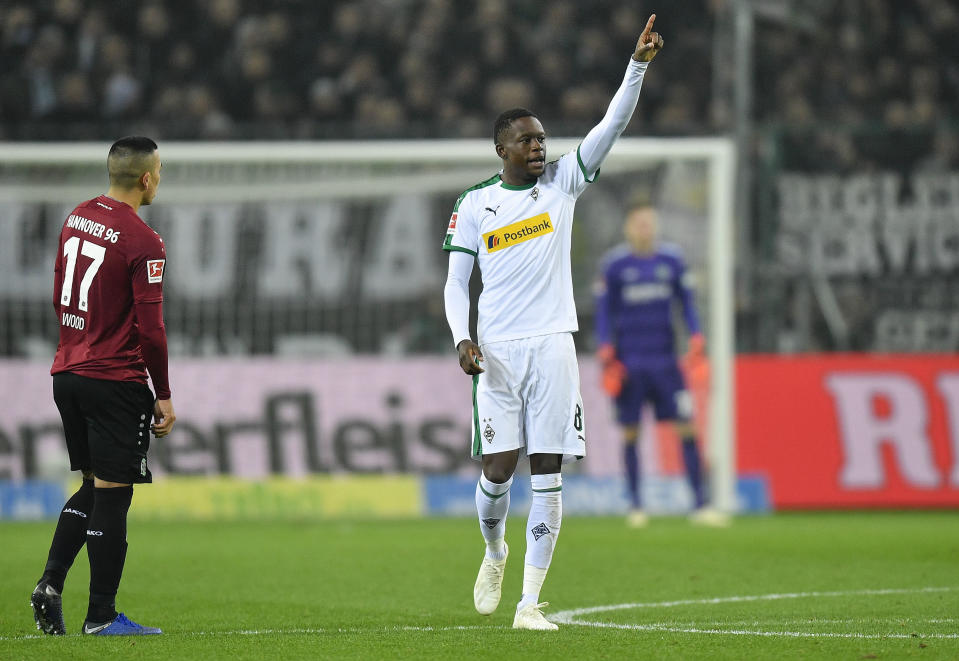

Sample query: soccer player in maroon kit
[31,136,176,636]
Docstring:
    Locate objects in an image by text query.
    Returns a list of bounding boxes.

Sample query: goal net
[0,138,736,510]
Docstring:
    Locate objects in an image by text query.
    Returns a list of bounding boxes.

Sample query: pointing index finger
[640,13,656,42]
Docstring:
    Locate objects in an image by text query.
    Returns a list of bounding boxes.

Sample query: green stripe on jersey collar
[499,176,537,191]
[453,174,501,212]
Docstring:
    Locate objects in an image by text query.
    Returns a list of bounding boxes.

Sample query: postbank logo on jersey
[483,213,553,253]
[147,259,165,284]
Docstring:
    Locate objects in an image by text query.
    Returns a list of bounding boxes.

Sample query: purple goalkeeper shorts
[614,361,691,425]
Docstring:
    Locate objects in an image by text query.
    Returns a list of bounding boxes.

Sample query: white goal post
[0,137,737,512]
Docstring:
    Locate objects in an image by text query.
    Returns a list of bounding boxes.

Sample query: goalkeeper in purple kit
[595,201,728,527]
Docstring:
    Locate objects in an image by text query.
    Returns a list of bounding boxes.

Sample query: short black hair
[625,193,655,214]
[493,108,538,145]
[107,136,158,189]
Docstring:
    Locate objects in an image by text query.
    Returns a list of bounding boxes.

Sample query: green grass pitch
[2,512,958,659]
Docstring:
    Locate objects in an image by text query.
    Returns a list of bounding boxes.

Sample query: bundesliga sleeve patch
[147,259,165,284]
[443,213,458,248]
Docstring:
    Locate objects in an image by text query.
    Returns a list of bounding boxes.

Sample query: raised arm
[578,14,664,179]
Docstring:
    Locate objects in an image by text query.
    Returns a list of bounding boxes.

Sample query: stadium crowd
[2,0,956,141]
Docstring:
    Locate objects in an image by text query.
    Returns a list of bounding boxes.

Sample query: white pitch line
[656,618,959,627]
[4,587,956,642]
[558,621,959,640]
[551,586,959,640]
[550,586,957,621]
[0,624,497,642]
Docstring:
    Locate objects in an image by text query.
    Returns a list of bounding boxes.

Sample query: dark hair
[109,136,158,158]
[625,193,655,214]
[492,108,538,145]
[107,136,158,188]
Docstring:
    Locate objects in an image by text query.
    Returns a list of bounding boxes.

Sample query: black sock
[41,478,95,593]
[85,486,133,624]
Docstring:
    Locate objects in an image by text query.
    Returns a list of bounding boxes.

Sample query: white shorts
[471,332,586,462]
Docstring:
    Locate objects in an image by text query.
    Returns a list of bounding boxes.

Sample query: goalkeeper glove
[682,333,709,387]
[597,343,626,397]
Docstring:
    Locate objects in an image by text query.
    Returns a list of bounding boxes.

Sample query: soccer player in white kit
[442,15,664,630]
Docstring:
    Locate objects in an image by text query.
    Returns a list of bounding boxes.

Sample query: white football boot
[473,542,508,615]
[513,602,558,630]
[689,507,731,527]
[626,509,649,528]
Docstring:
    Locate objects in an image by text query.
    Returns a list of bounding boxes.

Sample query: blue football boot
[83,612,162,635]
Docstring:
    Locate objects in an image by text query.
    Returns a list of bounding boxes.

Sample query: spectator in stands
[0,1,956,140]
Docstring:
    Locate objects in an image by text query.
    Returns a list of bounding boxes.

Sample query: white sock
[476,473,512,560]
[520,473,562,607]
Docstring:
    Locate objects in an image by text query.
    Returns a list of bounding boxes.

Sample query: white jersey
[443,58,648,348]
[442,148,593,344]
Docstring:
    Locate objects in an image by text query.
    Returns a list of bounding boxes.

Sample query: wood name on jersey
[61,312,85,330]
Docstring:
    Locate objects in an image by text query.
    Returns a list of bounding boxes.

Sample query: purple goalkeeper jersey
[594,242,700,368]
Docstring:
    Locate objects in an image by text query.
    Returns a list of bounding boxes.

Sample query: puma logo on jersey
[482,213,553,253]
[484,205,500,216]
[147,259,165,283]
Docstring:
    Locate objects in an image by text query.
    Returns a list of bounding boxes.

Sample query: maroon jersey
[51,195,166,387]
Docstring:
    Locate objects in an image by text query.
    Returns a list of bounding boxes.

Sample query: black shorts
[53,372,155,484]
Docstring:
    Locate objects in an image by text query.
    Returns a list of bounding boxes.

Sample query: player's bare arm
[457,339,485,375]
[632,14,664,62]
[152,398,175,437]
